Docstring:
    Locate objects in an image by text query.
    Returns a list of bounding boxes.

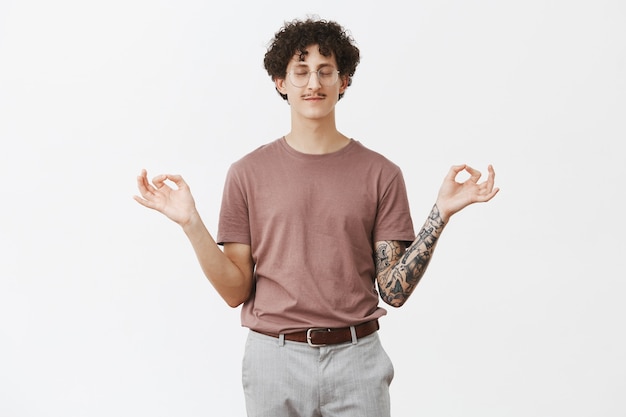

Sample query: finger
[136,171,155,195]
[132,194,159,210]
[464,165,482,183]
[165,174,187,190]
[486,164,496,191]
[475,173,500,201]
[476,165,496,194]
[151,174,168,189]
[133,194,150,207]
[139,169,151,185]
[477,186,500,202]
[152,174,186,189]
[445,164,467,181]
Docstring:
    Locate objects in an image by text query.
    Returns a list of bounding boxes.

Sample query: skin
[134,44,499,308]
[376,164,499,307]
[273,46,350,154]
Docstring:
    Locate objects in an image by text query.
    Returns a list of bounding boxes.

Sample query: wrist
[180,209,202,231]
[433,202,452,224]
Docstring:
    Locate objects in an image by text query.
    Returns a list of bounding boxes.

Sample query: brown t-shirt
[217,138,415,334]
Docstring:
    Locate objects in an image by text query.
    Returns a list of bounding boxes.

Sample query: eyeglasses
[287,67,340,88]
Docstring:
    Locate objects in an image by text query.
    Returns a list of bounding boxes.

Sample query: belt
[258,319,379,347]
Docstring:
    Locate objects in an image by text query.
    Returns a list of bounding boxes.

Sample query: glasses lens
[318,69,338,86]
[289,70,310,87]
[288,69,339,87]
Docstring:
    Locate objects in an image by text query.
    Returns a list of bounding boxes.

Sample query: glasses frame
[286,67,341,88]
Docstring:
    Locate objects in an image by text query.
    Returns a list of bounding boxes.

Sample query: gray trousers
[242,329,394,417]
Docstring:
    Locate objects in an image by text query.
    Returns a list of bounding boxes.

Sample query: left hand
[435,164,499,221]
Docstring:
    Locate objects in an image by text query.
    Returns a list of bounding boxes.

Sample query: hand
[133,169,198,226]
[435,164,499,221]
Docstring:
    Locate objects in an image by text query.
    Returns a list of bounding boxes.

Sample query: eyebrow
[291,63,335,70]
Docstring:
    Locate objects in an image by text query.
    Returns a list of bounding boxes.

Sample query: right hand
[134,169,198,226]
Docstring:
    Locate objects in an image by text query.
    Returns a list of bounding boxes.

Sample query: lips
[303,95,326,100]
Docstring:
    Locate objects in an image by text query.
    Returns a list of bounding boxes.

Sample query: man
[134,17,498,417]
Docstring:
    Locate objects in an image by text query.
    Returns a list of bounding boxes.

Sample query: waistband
[255,319,380,347]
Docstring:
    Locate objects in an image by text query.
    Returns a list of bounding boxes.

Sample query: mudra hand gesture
[435,164,499,221]
[134,169,198,227]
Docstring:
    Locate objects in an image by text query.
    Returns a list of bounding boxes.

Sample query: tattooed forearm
[375,204,446,307]
[375,240,403,271]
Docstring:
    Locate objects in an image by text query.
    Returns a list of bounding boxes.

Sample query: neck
[285,111,349,154]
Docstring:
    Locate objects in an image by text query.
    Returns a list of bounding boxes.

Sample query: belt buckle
[306,328,330,347]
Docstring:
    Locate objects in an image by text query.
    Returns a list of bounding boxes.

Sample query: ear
[339,75,349,94]
[275,77,288,95]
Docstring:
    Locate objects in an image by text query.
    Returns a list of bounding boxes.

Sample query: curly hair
[263,18,360,101]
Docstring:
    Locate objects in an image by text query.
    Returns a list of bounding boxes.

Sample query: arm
[375,164,499,307]
[375,204,445,307]
[134,169,254,307]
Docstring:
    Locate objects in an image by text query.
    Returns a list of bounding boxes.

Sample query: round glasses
[287,67,340,88]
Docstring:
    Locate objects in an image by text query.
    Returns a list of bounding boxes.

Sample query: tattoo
[376,204,446,307]
[375,244,391,271]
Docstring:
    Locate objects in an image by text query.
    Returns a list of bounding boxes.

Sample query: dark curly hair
[263,18,360,101]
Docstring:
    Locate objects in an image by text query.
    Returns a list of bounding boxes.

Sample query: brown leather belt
[258,319,380,347]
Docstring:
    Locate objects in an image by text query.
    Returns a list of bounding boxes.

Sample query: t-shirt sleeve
[216,164,251,246]
[372,168,415,244]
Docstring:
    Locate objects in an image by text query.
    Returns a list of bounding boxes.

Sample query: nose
[307,70,321,89]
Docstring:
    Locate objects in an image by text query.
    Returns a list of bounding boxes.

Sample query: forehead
[288,44,337,68]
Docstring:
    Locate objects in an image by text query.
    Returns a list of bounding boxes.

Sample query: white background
[1,0,624,416]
